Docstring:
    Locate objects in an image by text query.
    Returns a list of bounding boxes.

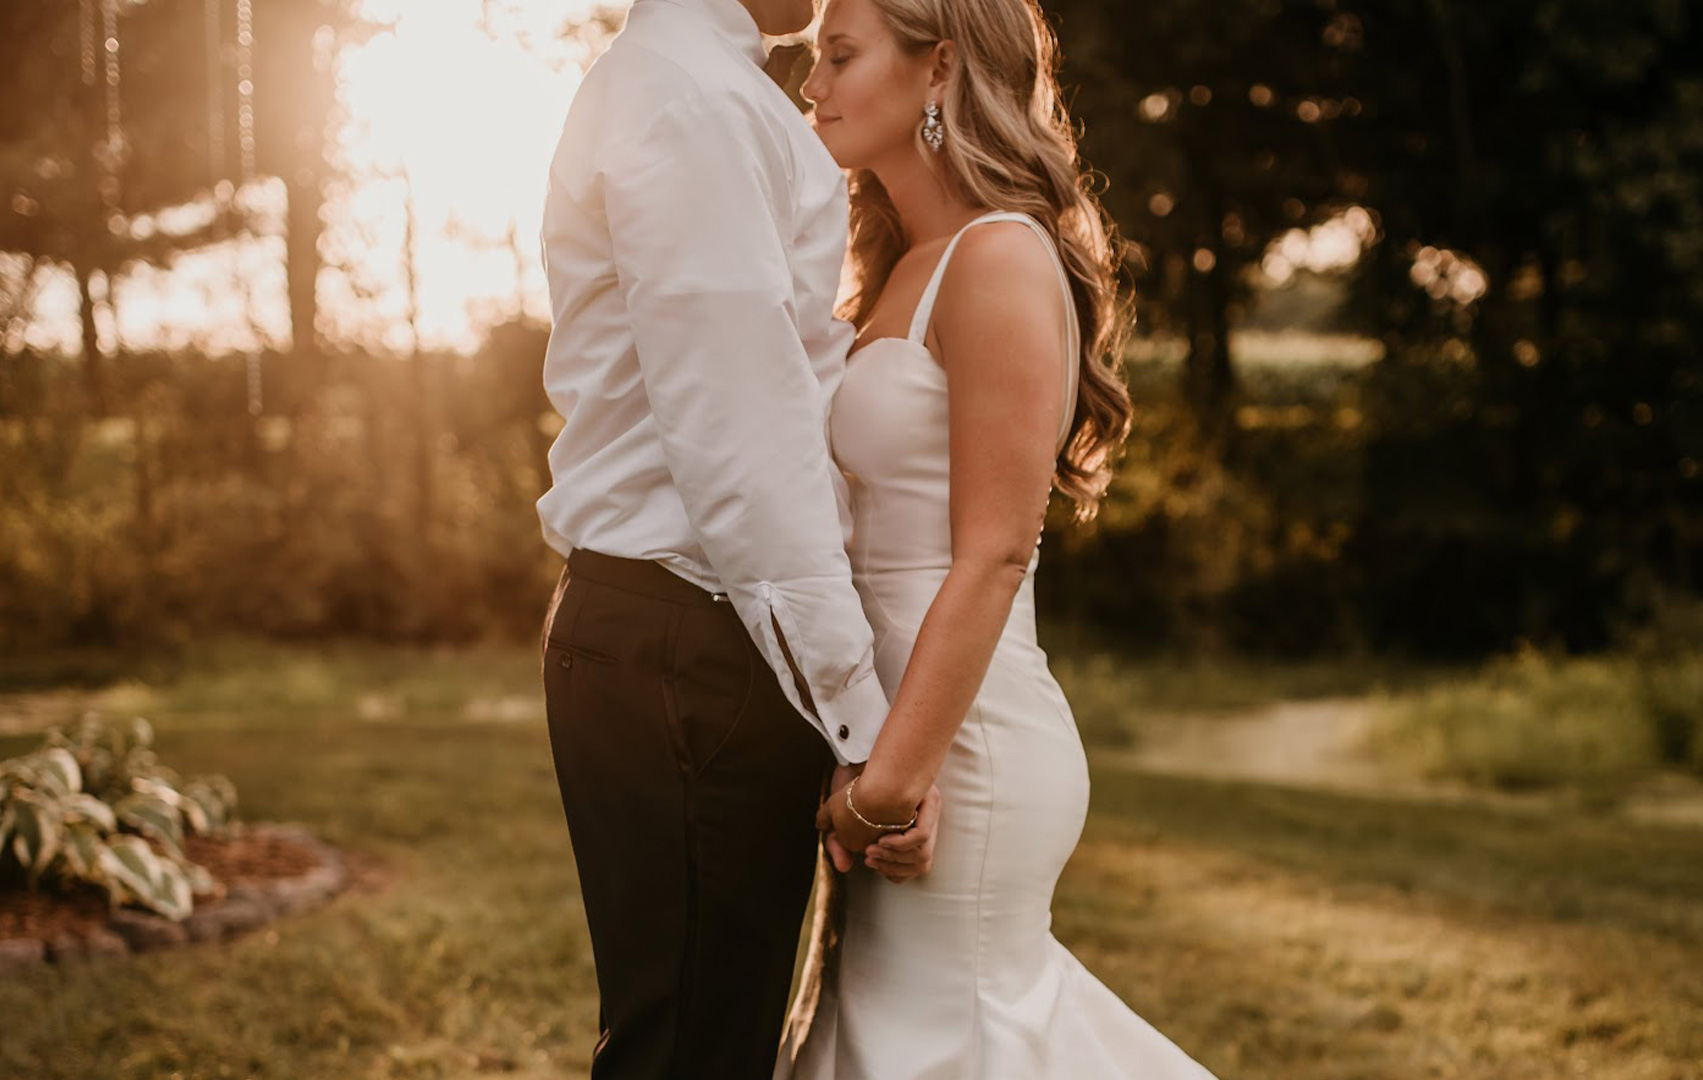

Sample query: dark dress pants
[540,549,834,1080]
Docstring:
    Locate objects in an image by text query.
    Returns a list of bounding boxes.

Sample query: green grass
[2,641,1701,1079]
[1038,617,1449,748]
[1369,645,1703,802]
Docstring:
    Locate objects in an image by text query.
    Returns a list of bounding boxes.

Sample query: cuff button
[837,725,850,740]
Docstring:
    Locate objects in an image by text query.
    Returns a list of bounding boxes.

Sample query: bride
[776,0,1221,1076]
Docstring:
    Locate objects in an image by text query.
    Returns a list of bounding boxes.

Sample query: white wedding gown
[774,212,1220,1080]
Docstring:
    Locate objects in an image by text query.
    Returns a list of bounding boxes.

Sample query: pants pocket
[664,605,759,777]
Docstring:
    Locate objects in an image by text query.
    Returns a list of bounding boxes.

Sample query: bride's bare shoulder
[931,221,1068,358]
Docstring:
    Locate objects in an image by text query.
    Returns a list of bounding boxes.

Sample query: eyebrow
[823,33,857,45]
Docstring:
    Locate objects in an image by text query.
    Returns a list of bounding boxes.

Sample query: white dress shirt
[536,0,886,763]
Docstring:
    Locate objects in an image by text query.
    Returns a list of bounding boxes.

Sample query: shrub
[1373,647,1663,798]
[0,715,238,920]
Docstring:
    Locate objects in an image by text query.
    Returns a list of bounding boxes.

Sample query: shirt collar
[638,0,768,68]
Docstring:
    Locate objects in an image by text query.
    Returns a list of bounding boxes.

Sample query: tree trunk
[285,173,322,355]
[1181,246,1235,451]
[75,262,106,416]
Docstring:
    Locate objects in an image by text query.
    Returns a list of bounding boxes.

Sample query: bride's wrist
[850,765,930,823]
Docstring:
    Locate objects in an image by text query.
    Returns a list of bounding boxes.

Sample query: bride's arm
[825,222,1074,846]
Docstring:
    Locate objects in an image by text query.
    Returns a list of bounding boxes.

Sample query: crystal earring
[922,100,945,152]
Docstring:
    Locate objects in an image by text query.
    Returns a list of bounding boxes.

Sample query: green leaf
[180,778,233,833]
[179,797,209,835]
[62,792,117,834]
[37,748,83,796]
[61,822,104,877]
[114,793,184,856]
[98,835,192,920]
[131,776,185,809]
[98,834,163,901]
[150,862,193,920]
[126,716,155,750]
[9,797,62,877]
[209,775,239,819]
[80,745,117,796]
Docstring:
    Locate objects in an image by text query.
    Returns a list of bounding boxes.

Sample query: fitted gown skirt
[777,568,1219,1080]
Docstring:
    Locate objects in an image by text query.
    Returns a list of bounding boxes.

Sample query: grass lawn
[2,640,1700,1079]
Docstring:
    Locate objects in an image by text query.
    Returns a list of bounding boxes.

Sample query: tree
[0,0,368,393]
[1045,0,1361,444]
[1336,0,1703,651]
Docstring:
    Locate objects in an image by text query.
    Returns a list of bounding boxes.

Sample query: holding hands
[817,762,942,884]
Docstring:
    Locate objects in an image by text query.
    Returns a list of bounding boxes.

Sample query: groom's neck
[738,0,816,37]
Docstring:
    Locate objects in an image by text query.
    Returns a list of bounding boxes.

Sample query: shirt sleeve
[598,88,887,765]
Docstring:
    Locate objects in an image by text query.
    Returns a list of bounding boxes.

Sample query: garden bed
[0,822,346,971]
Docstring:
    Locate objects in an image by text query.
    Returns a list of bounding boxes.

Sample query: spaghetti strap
[906,211,1081,453]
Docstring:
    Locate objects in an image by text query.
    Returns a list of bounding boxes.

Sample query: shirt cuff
[811,664,889,766]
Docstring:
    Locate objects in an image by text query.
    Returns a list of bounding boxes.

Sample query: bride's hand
[816,775,891,865]
[864,785,941,884]
[816,775,940,883]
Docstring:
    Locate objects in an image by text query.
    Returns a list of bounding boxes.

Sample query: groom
[536,1,937,1078]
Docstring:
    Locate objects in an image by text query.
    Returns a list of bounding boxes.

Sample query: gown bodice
[827,211,1081,588]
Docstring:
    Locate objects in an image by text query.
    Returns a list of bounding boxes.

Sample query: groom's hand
[821,762,863,873]
[814,776,885,861]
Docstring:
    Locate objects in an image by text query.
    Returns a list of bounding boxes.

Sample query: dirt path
[1118,698,1389,789]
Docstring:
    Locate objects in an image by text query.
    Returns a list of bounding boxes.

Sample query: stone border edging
[0,822,347,973]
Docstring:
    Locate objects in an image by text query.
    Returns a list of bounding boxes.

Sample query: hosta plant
[0,715,239,921]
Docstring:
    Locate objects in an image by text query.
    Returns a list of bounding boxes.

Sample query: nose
[801,58,826,106]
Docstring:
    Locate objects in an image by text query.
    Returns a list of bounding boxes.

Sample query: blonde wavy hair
[840,0,1132,520]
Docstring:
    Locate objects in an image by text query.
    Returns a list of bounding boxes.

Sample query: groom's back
[535,0,856,574]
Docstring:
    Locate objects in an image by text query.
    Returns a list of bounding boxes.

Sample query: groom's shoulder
[581,11,755,110]
[568,46,781,174]
[556,13,789,183]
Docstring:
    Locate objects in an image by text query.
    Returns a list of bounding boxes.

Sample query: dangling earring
[922,100,945,152]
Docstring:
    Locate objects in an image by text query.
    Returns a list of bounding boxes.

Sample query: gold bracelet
[845,776,919,832]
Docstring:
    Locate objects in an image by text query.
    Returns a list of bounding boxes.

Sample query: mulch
[0,826,321,943]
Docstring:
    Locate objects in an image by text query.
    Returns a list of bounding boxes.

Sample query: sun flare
[326,0,611,351]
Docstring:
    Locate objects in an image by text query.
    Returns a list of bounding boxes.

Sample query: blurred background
[2,2,1701,1078]
[3,0,1699,662]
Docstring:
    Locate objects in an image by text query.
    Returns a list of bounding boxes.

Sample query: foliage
[1,1,1700,659]
[1038,0,1703,654]
[0,322,557,652]
[0,0,371,372]
[1372,603,1703,797]
[0,714,238,920]
[1046,0,1359,430]
[1373,647,1660,797]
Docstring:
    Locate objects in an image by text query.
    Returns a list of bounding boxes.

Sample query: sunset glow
[18,0,616,358]
[325,0,609,351]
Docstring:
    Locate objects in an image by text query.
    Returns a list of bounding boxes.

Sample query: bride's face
[802,0,939,171]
